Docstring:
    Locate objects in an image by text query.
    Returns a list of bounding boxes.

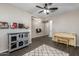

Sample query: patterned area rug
[23,44,69,56]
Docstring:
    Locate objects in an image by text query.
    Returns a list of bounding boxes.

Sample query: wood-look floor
[0,36,79,56]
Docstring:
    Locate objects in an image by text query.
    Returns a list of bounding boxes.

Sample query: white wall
[49,20,53,37]
[0,4,32,53]
[50,9,79,46]
[32,17,45,38]
[44,22,49,35]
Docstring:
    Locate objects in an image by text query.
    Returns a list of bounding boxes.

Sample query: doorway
[31,16,45,38]
[44,20,53,37]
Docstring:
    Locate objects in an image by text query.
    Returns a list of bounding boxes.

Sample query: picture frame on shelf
[18,23,24,29]
[24,25,29,29]
[0,21,9,29]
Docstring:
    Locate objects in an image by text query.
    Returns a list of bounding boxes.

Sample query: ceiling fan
[36,3,58,15]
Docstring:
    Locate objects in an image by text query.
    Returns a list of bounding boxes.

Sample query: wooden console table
[53,32,76,47]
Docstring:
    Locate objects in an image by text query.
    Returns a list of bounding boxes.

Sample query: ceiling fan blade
[36,5,44,9]
[45,3,47,7]
[39,10,44,13]
[48,3,52,5]
[44,3,48,8]
[49,7,58,10]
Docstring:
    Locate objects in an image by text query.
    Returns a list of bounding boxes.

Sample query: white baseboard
[0,49,8,53]
[32,35,48,39]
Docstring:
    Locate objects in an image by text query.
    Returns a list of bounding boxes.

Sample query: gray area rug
[23,44,69,56]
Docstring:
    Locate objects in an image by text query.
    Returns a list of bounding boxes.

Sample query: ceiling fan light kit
[44,9,50,13]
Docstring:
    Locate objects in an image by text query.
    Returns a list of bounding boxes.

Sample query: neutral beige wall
[51,9,79,46]
[0,4,32,53]
[48,20,53,37]
[44,22,49,35]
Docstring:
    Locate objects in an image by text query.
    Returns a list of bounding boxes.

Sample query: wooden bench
[53,32,76,47]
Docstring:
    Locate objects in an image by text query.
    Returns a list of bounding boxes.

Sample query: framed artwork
[18,23,24,28]
[0,21,9,29]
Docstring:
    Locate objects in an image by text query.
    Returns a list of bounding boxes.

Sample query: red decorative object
[11,22,17,29]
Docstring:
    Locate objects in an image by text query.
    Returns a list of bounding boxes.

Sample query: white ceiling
[10,3,79,19]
